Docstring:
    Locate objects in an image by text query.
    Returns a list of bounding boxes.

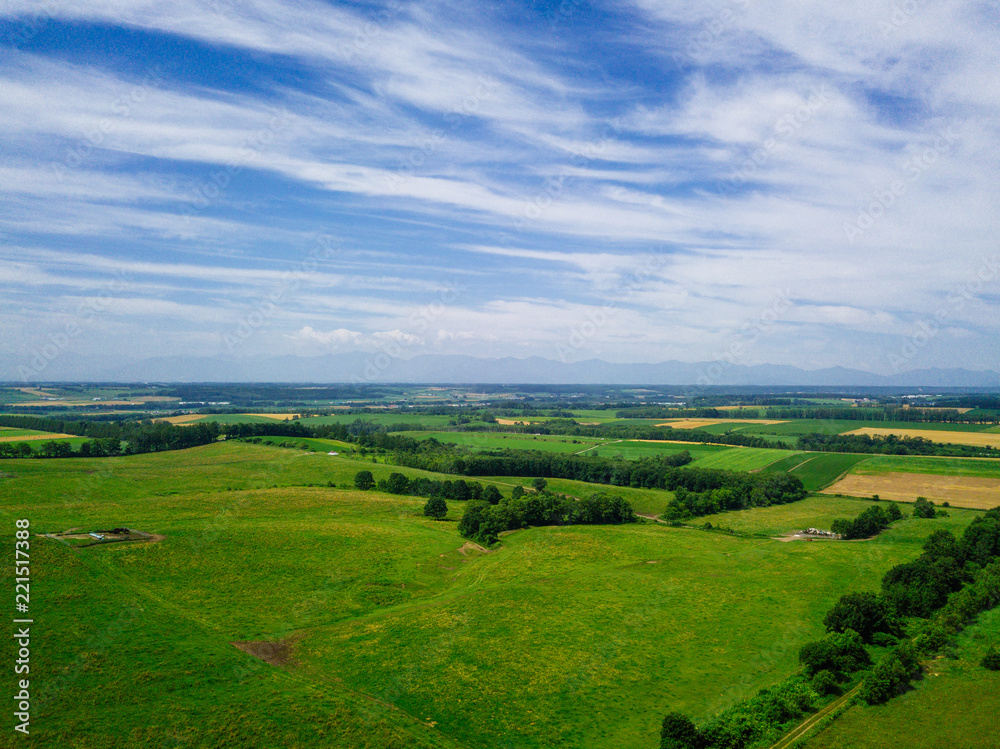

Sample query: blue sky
[1,0,998,377]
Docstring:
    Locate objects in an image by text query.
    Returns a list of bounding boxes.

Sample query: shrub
[810,669,840,696]
[982,647,1000,671]
[660,712,701,749]
[913,496,937,518]
[799,630,871,676]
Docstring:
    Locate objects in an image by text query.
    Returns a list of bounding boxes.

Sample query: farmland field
[844,426,1000,448]
[822,472,1000,509]
[686,446,803,471]
[1,440,982,749]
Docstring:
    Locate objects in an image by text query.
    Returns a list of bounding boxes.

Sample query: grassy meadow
[0,441,988,748]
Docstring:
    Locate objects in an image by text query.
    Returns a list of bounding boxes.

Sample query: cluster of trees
[353,470,503,504]
[397,449,698,486]
[660,675,815,749]
[458,491,637,545]
[660,473,807,521]
[0,417,221,459]
[830,502,903,539]
[798,432,996,458]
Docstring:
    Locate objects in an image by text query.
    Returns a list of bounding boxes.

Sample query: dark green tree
[511,485,524,500]
[660,711,700,749]
[483,485,503,505]
[823,591,895,642]
[383,472,411,495]
[354,470,375,490]
[423,496,448,520]
[531,477,547,492]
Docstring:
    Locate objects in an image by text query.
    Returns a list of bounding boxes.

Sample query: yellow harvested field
[822,473,1000,510]
[496,418,530,425]
[255,413,300,420]
[844,427,1000,449]
[0,433,75,443]
[656,418,789,429]
[158,414,207,425]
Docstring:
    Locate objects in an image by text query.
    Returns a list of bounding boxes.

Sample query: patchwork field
[0,441,979,749]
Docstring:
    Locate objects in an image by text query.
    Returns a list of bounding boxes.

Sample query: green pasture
[846,454,1000,479]
[582,440,730,461]
[399,430,606,453]
[778,453,872,491]
[300,413,457,428]
[688,447,802,471]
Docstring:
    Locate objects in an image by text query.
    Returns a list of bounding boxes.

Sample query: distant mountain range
[3,351,999,387]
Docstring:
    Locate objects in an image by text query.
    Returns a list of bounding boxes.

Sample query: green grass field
[800,606,1000,749]
[584,440,730,461]
[688,447,803,471]
[399,430,607,453]
[844,454,1000,479]
[0,442,985,748]
[782,453,873,491]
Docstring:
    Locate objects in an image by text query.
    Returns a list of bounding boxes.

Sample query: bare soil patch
[45,528,164,547]
[231,637,297,667]
[822,473,1000,510]
[457,541,489,555]
[844,427,1000,449]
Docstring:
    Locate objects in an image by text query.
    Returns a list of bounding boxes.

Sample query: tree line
[798,432,997,458]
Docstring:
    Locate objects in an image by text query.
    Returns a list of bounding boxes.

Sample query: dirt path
[574,439,621,455]
[767,684,860,749]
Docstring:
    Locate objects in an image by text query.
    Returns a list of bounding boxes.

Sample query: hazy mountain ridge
[3,352,999,387]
